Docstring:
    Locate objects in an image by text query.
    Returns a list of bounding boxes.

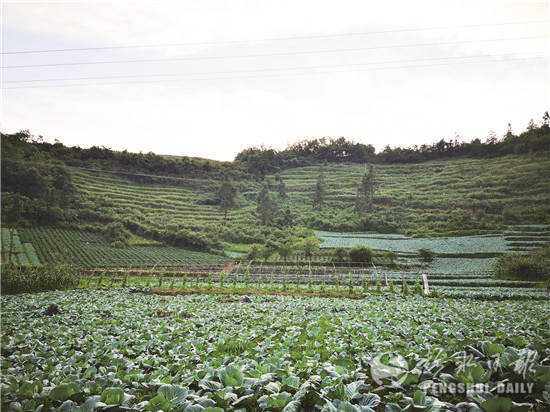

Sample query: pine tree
[219,176,236,224]
[281,207,293,227]
[312,166,325,211]
[257,185,275,226]
[278,179,286,198]
[355,164,378,214]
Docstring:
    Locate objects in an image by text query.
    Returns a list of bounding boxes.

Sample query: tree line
[234,112,550,177]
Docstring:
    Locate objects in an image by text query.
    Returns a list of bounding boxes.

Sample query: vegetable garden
[11,228,230,269]
[2,289,549,411]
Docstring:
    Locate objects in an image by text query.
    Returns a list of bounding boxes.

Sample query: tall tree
[219,175,236,224]
[281,207,293,227]
[257,184,275,226]
[312,166,325,211]
[355,165,378,213]
[278,179,287,198]
[298,236,320,261]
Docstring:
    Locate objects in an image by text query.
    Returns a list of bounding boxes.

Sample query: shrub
[104,222,130,246]
[385,251,398,264]
[348,244,373,264]
[418,248,435,263]
[246,244,261,261]
[494,252,549,281]
[332,247,348,263]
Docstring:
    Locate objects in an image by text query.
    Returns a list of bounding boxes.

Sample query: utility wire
[2,19,547,54]
[2,51,545,84]
[2,55,547,90]
[2,35,546,69]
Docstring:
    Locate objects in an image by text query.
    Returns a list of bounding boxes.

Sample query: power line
[2,19,547,55]
[3,51,544,84]
[2,35,546,69]
[2,55,546,90]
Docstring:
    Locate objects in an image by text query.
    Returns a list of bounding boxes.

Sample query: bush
[1,264,80,294]
[494,252,549,281]
[418,248,435,263]
[348,244,373,264]
[331,247,348,263]
[246,244,261,261]
[104,222,130,246]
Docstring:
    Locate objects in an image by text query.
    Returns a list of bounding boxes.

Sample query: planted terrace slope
[68,152,549,240]
[72,169,259,229]
[274,152,550,236]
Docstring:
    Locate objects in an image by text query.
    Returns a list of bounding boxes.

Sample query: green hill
[2,120,549,270]
[275,153,550,236]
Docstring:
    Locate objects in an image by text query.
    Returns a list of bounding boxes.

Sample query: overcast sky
[2,0,548,161]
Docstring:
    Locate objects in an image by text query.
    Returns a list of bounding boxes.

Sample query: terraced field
[276,153,550,235]
[72,170,259,229]
[16,227,230,269]
[68,152,550,242]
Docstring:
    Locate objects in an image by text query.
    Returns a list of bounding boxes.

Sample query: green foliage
[257,184,276,226]
[1,264,79,294]
[218,176,236,222]
[3,289,549,410]
[260,240,276,261]
[418,247,435,263]
[494,245,549,281]
[278,179,287,198]
[362,275,369,293]
[332,247,348,263]
[375,276,382,293]
[297,236,320,259]
[277,238,294,262]
[413,276,423,295]
[348,244,373,263]
[355,165,378,214]
[245,244,261,261]
[312,166,326,211]
[104,222,131,246]
[402,278,410,295]
[1,132,74,226]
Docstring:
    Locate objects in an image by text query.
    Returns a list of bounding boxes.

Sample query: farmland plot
[0,228,40,266]
[16,227,230,268]
[315,231,509,254]
[2,290,549,411]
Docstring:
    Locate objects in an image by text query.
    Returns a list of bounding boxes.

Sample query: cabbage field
[315,226,550,254]
[2,289,549,411]
[8,228,230,269]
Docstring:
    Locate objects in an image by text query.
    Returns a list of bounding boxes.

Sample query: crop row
[17,227,230,268]
[315,230,510,254]
[315,227,549,255]
[1,229,40,266]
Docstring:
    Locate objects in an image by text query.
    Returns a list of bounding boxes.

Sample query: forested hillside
[2,113,549,254]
